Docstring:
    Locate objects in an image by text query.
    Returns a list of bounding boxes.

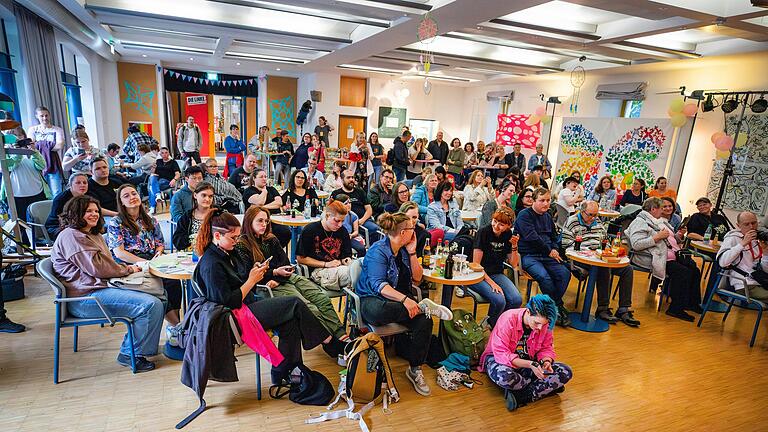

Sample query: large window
[621,100,643,118]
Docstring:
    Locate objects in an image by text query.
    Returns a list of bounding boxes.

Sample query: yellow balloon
[540,115,552,124]
[671,113,687,128]
[735,134,748,148]
[669,98,685,113]
[716,149,730,160]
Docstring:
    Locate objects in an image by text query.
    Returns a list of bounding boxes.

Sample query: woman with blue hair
[478,294,573,411]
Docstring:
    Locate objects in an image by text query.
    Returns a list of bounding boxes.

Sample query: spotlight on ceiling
[721,97,739,114]
[751,96,767,114]
[702,95,716,112]
[547,96,562,104]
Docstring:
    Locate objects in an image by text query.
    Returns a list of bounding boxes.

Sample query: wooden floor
[2,265,768,432]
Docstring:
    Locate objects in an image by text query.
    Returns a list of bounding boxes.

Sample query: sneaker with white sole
[406,367,431,396]
[166,324,180,347]
[455,287,465,297]
[418,298,453,320]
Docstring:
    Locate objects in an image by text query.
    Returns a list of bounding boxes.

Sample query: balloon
[667,108,679,118]
[682,103,698,117]
[716,149,730,160]
[670,113,687,128]
[735,134,748,148]
[711,131,726,144]
[669,98,685,113]
[535,106,546,117]
[714,135,734,151]
[525,115,540,126]
[540,115,551,124]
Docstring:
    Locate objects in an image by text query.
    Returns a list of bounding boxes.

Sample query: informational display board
[409,118,439,141]
[378,107,407,138]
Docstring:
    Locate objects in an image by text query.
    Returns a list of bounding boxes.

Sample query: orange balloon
[711,131,726,144]
[682,103,698,117]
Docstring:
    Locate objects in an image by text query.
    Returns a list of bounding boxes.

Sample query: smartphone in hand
[260,256,273,267]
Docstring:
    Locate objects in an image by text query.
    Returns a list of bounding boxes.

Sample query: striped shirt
[561,213,606,250]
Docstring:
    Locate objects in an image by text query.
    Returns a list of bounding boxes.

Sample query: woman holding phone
[233,206,348,342]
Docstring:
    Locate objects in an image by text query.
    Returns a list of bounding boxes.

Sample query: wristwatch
[530,361,539,368]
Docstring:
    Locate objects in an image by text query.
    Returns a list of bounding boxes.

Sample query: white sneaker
[406,367,431,396]
[418,298,453,320]
[455,287,465,297]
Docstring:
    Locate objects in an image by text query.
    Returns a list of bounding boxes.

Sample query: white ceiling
[43,0,768,84]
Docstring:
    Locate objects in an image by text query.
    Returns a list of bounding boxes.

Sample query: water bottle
[303,197,312,219]
[703,224,712,244]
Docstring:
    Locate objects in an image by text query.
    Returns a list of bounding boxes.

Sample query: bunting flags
[163,68,256,87]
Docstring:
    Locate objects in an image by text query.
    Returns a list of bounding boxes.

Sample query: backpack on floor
[269,363,336,406]
[441,309,488,368]
[306,332,399,432]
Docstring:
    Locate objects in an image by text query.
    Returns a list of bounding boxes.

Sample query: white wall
[463,51,768,216]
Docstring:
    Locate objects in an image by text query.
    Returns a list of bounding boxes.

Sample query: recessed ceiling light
[276,68,281,71]
[142,54,147,57]
[189,57,194,60]
[236,62,241,65]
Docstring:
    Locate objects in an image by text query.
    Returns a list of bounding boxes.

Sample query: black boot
[509,385,534,410]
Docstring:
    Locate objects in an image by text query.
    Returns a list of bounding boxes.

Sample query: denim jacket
[426,200,464,234]
[355,237,412,298]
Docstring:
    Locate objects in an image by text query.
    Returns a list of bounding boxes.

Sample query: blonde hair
[377,212,411,235]
[523,175,540,190]
[423,174,438,191]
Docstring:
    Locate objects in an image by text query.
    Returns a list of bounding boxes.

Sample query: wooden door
[337,115,366,150]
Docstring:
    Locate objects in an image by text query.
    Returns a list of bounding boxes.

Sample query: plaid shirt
[204,173,242,206]
[123,132,157,162]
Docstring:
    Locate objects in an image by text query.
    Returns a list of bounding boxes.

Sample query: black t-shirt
[370,143,384,167]
[331,187,368,219]
[45,190,73,234]
[314,125,331,145]
[474,224,513,275]
[155,158,181,181]
[297,221,352,262]
[687,212,729,240]
[242,186,281,213]
[228,167,252,192]
[282,188,318,212]
[620,190,646,206]
[515,326,532,360]
[86,178,121,212]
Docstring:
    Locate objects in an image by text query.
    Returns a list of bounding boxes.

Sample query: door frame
[337,114,367,150]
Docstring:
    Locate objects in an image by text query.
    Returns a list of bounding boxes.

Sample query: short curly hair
[59,195,104,234]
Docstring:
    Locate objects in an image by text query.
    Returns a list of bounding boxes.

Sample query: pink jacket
[231,305,284,367]
[478,308,556,372]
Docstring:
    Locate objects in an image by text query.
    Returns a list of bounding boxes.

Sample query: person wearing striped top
[561,201,639,327]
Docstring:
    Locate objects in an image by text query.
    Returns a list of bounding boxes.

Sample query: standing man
[527,143,552,180]
[314,116,334,146]
[27,106,65,196]
[504,142,526,178]
[223,124,246,178]
[123,124,157,163]
[392,130,410,181]
[331,169,380,243]
[176,116,202,164]
[514,187,572,326]
[428,131,449,166]
[561,201,640,327]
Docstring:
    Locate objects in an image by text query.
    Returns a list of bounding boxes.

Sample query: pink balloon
[711,131,726,144]
[535,106,546,117]
[714,136,734,151]
[682,103,698,117]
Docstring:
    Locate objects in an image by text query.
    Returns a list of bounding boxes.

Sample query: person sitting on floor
[514,187,572,326]
[355,211,453,397]
[172,182,215,251]
[426,181,464,242]
[170,166,204,223]
[52,195,165,371]
[232,206,348,343]
[561,201,640,327]
[626,197,702,322]
[467,207,523,327]
[45,173,89,240]
[479,294,573,411]
[192,209,345,385]
[717,211,768,301]
[296,200,354,291]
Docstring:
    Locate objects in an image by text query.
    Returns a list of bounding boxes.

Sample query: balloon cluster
[668,98,697,128]
[711,131,748,160]
[526,106,551,126]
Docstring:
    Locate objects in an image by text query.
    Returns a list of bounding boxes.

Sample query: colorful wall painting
[554,118,673,194]
[269,95,295,136]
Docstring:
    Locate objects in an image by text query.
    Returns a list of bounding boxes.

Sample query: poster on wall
[707,113,768,214]
[128,121,153,137]
[495,114,542,150]
[270,96,296,136]
[409,119,439,141]
[553,117,673,195]
[378,107,407,138]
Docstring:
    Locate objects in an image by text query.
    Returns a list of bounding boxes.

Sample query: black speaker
[310,90,322,102]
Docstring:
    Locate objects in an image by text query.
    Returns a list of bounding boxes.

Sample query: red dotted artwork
[495,114,541,149]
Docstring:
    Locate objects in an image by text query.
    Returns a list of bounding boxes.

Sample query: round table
[270,214,321,264]
[461,210,480,222]
[415,159,439,165]
[598,209,620,219]
[150,251,198,316]
[565,249,630,333]
[421,266,485,309]
[691,240,720,254]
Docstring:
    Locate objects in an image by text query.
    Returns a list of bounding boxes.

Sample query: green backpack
[441,309,489,368]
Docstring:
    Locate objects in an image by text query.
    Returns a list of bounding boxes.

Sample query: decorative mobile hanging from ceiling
[569,66,586,114]
[417,13,438,95]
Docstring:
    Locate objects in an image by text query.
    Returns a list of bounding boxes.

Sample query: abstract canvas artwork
[270,96,295,136]
[495,114,541,149]
[123,81,155,116]
[554,118,673,194]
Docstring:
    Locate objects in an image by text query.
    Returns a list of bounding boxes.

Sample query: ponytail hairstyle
[377,211,411,236]
[195,209,241,256]
[115,184,155,236]
[526,294,558,330]
[238,206,275,263]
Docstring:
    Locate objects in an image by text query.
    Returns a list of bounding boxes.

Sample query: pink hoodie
[478,308,556,372]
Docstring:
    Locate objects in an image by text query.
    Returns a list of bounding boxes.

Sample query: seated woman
[384,181,410,213]
[660,196,682,232]
[426,181,464,242]
[479,294,573,411]
[232,206,348,342]
[411,174,438,216]
[323,161,345,193]
[355,211,452,396]
[241,168,290,248]
[107,184,183,343]
[468,208,522,327]
[281,169,318,214]
[400,201,432,257]
[172,182,215,251]
[331,194,366,257]
[479,180,516,228]
[588,175,617,210]
[619,178,647,207]
[193,210,344,384]
[296,200,354,291]
[51,196,164,372]
[648,176,677,201]
[45,172,89,240]
[514,187,534,215]
[462,170,495,212]
[626,197,702,322]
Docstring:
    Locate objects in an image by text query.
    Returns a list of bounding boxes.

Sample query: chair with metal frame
[37,257,138,383]
[27,199,54,247]
[295,262,345,312]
